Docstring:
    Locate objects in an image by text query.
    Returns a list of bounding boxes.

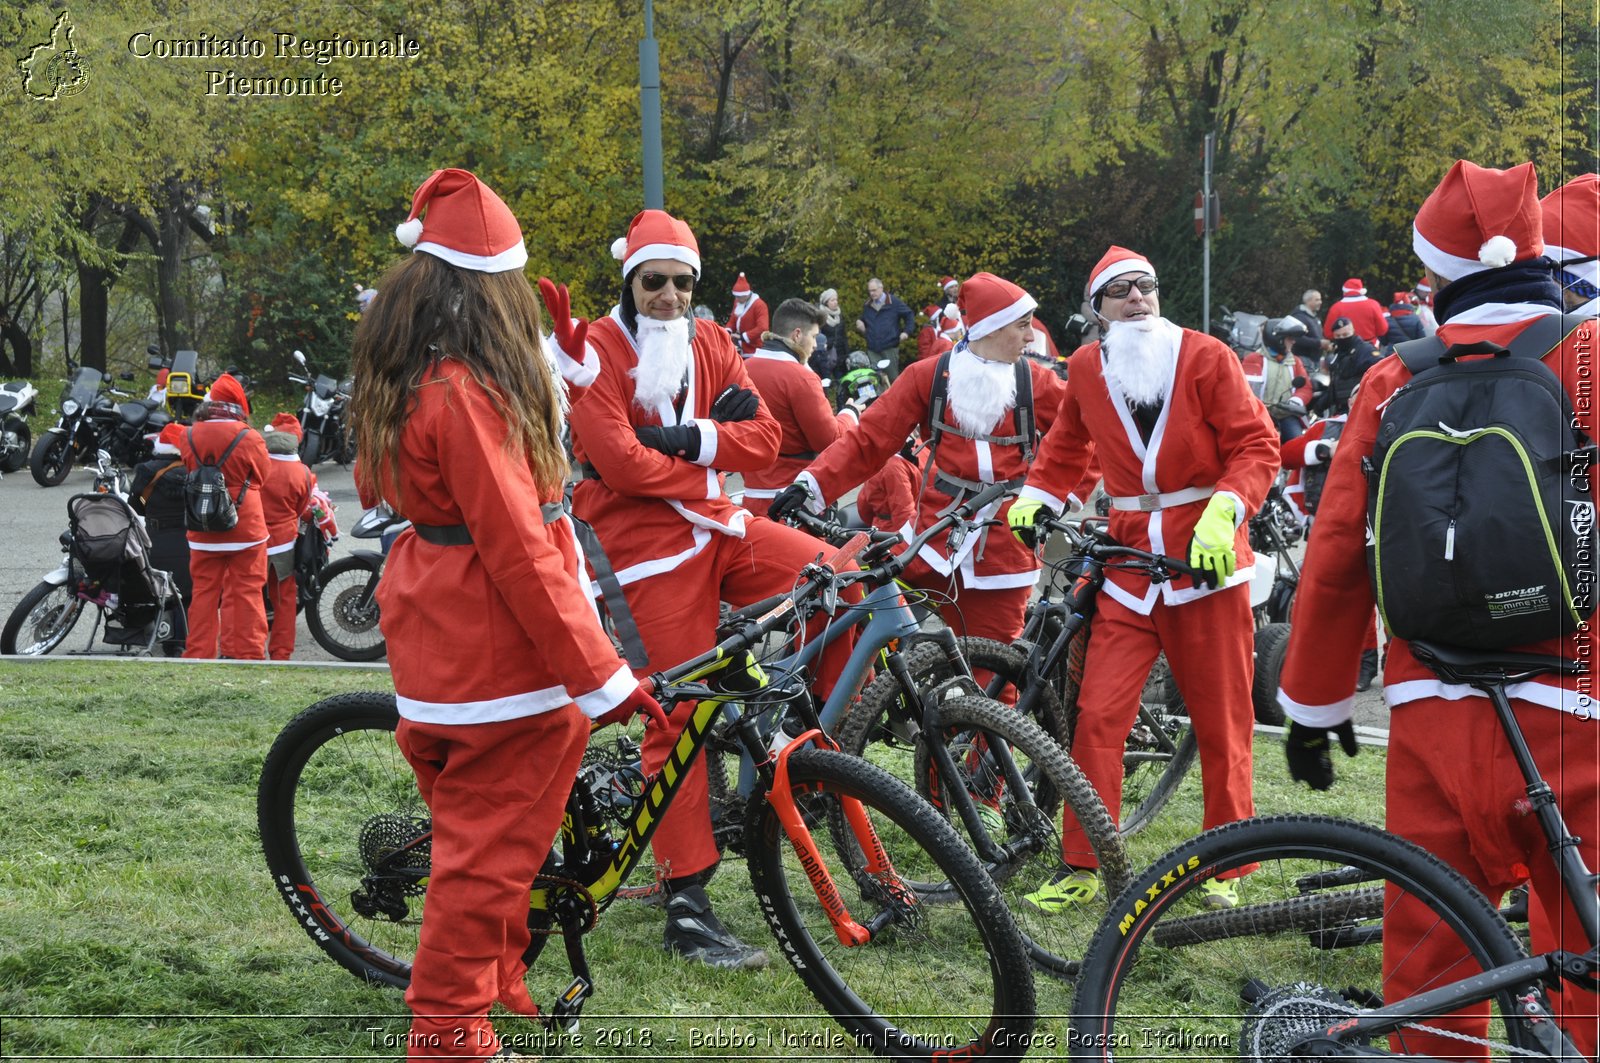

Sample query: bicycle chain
[528,874,599,936]
[1257,992,1546,1058]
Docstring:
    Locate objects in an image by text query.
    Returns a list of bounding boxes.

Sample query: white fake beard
[947,347,1018,436]
[632,315,692,411]
[1102,317,1178,407]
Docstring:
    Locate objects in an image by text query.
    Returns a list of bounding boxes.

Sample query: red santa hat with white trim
[152,422,184,457]
[1341,278,1366,297]
[939,304,964,337]
[1085,245,1157,302]
[394,168,528,274]
[1541,173,1600,295]
[610,209,702,279]
[1412,159,1543,282]
[732,272,753,297]
[957,272,1037,343]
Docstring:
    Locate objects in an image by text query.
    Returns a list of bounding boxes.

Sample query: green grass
[0,660,1389,1060]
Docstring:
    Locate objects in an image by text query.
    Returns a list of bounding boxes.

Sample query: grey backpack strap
[1392,335,1447,375]
[567,513,650,668]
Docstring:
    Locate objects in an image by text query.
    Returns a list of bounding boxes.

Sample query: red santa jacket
[1323,295,1390,344]
[365,359,635,725]
[916,323,940,362]
[179,418,272,551]
[1018,325,1280,614]
[856,453,919,532]
[725,296,769,356]
[570,311,782,585]
[260,453,313,555]
[741,344,859,498]
[920,332,956,362]
[1279,311,1596,728]
[1278,415,1343,521]
[799,347,1067,589]
[1240,350,1314,410]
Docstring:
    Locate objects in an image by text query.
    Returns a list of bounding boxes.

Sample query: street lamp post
[640,0,664,209]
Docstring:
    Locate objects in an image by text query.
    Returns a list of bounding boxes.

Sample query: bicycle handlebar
[1041,514,1207,584]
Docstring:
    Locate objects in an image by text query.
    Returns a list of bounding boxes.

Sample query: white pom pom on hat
[611,236,629,261]
[1477,235,1517,268]
[395,217,424,248]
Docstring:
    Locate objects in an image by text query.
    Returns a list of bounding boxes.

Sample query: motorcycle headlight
[309,393,333,416]
[62,399,80,415]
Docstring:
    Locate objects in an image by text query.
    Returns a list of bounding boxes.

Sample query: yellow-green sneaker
[1022,869,1101,913]
[974,801,1005,839]
[1198,877,1240,910]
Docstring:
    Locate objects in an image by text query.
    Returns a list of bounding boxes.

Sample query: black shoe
[663,885,769,970]
[1355,649,1380,692]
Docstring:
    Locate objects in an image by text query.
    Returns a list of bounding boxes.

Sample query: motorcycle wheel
[2,581,86,655]
[29,432,73,487]
[0,420,30,473]
[300,429,321,468]
[307,555,386,661]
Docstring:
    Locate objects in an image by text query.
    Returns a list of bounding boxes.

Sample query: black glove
[709,385,760,423]
[769,484,812,522]
[1285,719,1359,791]
[635,423,702,461]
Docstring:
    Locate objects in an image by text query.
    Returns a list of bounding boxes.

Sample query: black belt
[413,523,473,546]
[144,517,179,532]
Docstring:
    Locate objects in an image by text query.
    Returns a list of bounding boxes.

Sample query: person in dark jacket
[1323,317,1381,415]
[1288,289,1329,368]
[128,422,192,635]
[1379,293,1426,349]
[814,288,846,381]
[854,277,914,379]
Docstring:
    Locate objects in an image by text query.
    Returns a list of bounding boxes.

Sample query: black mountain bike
[1070,639,1595,1061]
[259,535,1037,1061]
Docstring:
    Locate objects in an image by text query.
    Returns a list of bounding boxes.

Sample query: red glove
[537,277,588,359]
[594,679,669,731]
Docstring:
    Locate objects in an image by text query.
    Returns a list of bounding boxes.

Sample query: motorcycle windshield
[65,368,102,407]
[314,375,337,399]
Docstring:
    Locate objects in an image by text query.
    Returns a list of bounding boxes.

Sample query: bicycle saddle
[1409,639,1580,685]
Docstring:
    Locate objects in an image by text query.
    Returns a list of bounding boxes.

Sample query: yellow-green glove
[1008,496,1049,548]
[1188,494,1237,588]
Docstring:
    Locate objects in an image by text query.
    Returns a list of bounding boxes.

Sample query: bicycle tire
[1,579,85,655]
[258,691,417,987]
[907,694,1131,979]
[1071,814,1538,1062]
[306,555,386,661]
[1252,622,1291,726]
[746,747,1038,1061]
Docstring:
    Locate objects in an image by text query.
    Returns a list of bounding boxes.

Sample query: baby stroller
[2,489,186,656]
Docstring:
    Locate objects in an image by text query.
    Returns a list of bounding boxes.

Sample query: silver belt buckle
[1138,493,1160,512]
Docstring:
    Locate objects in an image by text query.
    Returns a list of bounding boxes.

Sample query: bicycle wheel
[1071,815,1537,1062]
[1057,624,1197,836]
[307,555,386,661]
[908,694,1130,979]
[1,579,86,655]
[1252,621,1290,726]
[257,692,418,987]
[746,747,1037,1061]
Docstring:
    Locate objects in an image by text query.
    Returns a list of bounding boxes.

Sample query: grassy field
[0,659,1388,1061]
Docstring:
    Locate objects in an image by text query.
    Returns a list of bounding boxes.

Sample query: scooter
[0,379,39,474]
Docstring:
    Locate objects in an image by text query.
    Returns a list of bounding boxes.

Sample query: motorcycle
[306,502,406,661]
[0,379,39,474]
[828,351,893,412]
[288,349,354,467]
[30,365,170,487]
[145,346,208,422]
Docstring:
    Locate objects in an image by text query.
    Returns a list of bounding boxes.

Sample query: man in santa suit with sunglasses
[563,209,854,973]
[1008,245,1280,912]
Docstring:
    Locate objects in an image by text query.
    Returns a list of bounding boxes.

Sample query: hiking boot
[1021,869,1101,913]
[663,885,769,970]
[1198,877,1240,910]
[1355,649,1380,692]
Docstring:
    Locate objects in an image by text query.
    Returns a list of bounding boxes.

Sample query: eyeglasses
[1101,277,1159,299]
[640,271,696,293]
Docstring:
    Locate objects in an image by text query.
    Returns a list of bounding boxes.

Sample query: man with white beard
[1008,246,1280,912]
[770,272,1069,649]
[568,208,853,971]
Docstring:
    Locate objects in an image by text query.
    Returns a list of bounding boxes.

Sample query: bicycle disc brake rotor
[1241,981,1364,1061]
[358,809,431,896]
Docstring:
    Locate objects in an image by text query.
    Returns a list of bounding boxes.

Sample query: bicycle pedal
[543,975,592,1034]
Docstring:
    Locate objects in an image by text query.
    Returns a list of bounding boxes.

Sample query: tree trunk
[0,318,32,377]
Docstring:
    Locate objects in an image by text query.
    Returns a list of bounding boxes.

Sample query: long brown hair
[351,252,567,509]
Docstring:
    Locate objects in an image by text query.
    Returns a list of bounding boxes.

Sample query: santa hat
[923,304,940,320]
[610,209,701,279]
[957,272,1037,343]
[1390,291,1414,309]
[1341,278,1366,297]
[152,422,183,457]
[206,373,250,417]
[1086,245,1157,300]
[1412,159,1543,281]
[394,168,528,274]
[732,272,752,296]
[1541,173,1600,295]
[940,275,959,291]
[939,304,963,334]
[264,411,304,441]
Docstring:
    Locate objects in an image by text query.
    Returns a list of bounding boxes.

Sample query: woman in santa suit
[351,168,662,1063]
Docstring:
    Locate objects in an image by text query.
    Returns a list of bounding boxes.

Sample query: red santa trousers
[628,517,856,880]
[183,546,268,659]
[264,566,296,660]
[1060,584,1255,869]
[396,708,589,1062]
[1383,699,1598,1060]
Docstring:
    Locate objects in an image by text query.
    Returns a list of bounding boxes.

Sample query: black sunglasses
[639,271,696,293]
[1102,277,1159,299]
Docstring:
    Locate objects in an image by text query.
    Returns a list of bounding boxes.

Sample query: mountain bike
[1069,639,1594,1061]
[780,496,1130,982]
[258,533,1037,1061]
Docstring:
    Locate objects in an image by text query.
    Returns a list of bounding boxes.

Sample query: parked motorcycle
[306,502,405,660]
[0,379,39,474]
[288,349,354,467]
[145,346,209,422]
[30,365,170,487]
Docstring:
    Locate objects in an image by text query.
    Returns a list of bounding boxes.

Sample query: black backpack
[1365,314,1595,649]
[183,427,251,533]
[925,349,1037,462]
